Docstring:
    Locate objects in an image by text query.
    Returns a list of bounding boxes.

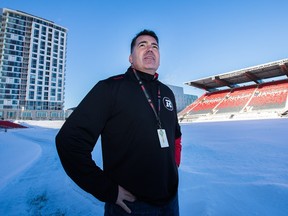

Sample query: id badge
[157,129,169,148]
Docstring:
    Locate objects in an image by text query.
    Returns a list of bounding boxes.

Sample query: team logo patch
[163,97,173,111]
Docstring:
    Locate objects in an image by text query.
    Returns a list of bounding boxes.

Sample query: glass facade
[0,8,68,119]
[167,84,198,113]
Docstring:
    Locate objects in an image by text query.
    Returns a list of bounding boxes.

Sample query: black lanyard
[133,68,162,129]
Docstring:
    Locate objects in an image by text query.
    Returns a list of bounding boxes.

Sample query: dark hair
[130,29,159,53]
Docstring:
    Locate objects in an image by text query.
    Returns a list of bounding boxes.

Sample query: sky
[0,118,288,215]
[1,0,288,109]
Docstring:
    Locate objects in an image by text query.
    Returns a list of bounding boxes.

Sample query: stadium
[178,58,288,122]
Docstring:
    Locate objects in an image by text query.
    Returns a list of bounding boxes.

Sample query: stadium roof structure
[185,58,288,92]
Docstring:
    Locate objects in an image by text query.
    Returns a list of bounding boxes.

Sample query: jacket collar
[127,66,159,82]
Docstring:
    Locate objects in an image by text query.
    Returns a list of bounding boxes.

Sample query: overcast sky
[2,0,288,108]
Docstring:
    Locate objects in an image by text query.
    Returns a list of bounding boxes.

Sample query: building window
[29,91,35,99]
[36,111,47,118]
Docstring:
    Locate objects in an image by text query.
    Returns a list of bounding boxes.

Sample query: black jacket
[56,67,182,205]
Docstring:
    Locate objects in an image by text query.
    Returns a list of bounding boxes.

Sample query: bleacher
[248,80,288,111]
[0,120,27,129]
[179,59,288,122]
[190,90,230,114]
[179,79,288,122]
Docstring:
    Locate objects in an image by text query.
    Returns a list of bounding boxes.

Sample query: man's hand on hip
[116,185,136,214]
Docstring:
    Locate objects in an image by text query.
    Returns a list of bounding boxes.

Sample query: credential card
[157,129,169,148]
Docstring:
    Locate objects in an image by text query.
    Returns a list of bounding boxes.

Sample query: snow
[0,119,288,215]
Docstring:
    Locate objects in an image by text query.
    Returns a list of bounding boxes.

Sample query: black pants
[104,193,179,216]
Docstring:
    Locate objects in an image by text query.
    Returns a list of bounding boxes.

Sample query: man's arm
[175,136,182,167]
[55,81,118,203]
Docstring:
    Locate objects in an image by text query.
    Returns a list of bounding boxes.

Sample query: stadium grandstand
[178,58,288,122]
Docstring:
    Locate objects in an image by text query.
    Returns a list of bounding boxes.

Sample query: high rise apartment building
[0,8,67,120]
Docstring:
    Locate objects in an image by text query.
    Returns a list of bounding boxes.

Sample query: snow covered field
[0,119,288,215]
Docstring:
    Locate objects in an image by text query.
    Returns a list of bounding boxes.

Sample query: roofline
[185,58,288,85]
[1,7,68,31]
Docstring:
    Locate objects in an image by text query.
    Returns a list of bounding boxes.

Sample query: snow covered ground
[0,118,288,215]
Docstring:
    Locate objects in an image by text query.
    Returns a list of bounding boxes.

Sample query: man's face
[129,35,160,75]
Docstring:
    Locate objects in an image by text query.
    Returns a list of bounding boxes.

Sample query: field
[0,119,288,215]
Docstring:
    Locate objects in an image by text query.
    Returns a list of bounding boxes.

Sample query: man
[56,29,182,215]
